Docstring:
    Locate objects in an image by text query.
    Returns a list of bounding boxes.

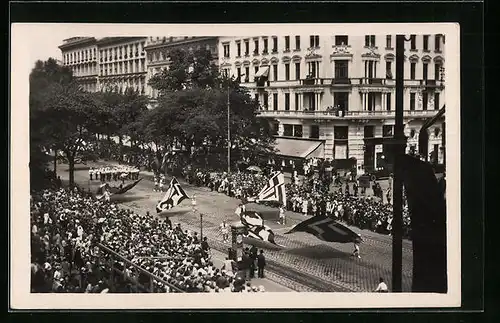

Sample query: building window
[254,66,259,80]
[285,63,290,80]
[410,62,416,80]
[434,62,442,80]
[309,35,320,48]
[435,35,442,52]
[273,93,278,111]
[308,61,319,78]
[335,35,348,46]
[284,36,290,51]
[334,60,348,79]
[386,93,392,111]
[273,64,278,81]
[364,60,376,79]
[410,93,416,110]
[310,125,320,139]
[245,67,250,82]
[237,67,242,82]
[364,125,375,138]
[334,126,348,140]
[295,93,300,110]
[263,38,268,54]
[367,93,376,111]
[236,42,241,57]
[244,40,250,56]
[295,62,301,80]
[423,35,430,51]
[383,125,394,137]
[434,92,440,110]
[272,37,278,53]
[410,35,416,50]
[386,61,393,79]
[334,92,349,111]
[365,35,376,47]
[263,93,269,109]
[284,93,290,110]
[284,124,293,137]
[293,125,303,138]
[386,35,392,49]
[223,44,230,58]
[423,92,428,110]
[295,36,301,50]
[423,63,429,80]
[253,39,259,55]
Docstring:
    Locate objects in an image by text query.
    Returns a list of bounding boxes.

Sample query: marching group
[88,165,141,183]
[30,185,266,293]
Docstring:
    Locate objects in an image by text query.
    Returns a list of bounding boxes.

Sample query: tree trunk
[53,148,57,175]
[118,135,123,163]
[67,152,75,188]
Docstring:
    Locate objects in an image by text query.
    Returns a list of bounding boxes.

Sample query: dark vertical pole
[200,213,203,241]
[442,121,446,165]
[392,35,405,292]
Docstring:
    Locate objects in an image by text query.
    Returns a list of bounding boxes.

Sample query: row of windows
[148,45,216,62]
[99,42,146,62]
[255,91,441,112]
[224,59,443,82]
[99,59,146,76]
[223,35,319,58]
[222,34,444,58]
[64,48,97,64]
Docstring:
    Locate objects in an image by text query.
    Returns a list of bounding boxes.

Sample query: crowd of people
[88,165,141,183]
[187,167,411,239]
[30,187,266,293]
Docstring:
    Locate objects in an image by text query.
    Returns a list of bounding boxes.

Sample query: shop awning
[274,137,325,159]
[255,66,270,78]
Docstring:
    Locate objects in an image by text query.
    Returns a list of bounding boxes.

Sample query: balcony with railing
[256,108,439,119]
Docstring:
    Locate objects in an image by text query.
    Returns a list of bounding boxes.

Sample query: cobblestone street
[63,161,413,292]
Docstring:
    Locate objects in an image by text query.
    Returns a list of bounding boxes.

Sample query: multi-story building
[96,37,148,94]
[59,37,148,94]
[144,36,218,107]
[218,34,446,171]
[59,37,99,92]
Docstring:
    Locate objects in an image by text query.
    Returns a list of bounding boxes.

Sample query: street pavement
[58,161,413,292]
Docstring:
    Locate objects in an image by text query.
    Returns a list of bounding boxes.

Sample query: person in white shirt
[374,277,389,293]
[278,205,286,225]
[220,220,229,243]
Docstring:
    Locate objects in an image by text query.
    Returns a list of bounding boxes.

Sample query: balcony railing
[256,109,439,119]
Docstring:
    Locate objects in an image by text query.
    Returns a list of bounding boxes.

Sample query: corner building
[218,34,446,172]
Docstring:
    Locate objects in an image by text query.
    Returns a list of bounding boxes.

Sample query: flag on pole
[254,172,286,206]
[246,224,278,245]
[156,177,189,213]
[285,215,362,243]
[240,210,264,227]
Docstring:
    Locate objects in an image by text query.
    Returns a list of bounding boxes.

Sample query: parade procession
[28,33,448,296]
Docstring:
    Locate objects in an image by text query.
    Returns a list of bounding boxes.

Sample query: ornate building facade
[144,36,218,107]
[59,37,148,94]
[218,34,446,171]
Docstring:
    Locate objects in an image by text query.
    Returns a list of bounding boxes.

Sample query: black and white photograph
[10,23,460,309]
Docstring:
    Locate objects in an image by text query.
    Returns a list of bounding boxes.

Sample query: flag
[246,224,278,245]
[398,154,447,293]
[113,178,143,194]
[255,172,286,206]
[285,215,361,244]
[156,177,189,213]
[240,210,264,227]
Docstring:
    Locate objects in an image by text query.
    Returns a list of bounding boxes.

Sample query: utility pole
[392,35,406,292]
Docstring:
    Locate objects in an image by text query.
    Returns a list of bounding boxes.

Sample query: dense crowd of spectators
[188,167,412,239]
[30,187,266,293]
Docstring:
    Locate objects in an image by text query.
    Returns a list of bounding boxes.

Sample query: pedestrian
[374,277,389,293]
[249,245,257,279]
[278,204,286,225]
[257,250,266,278]
[201,237,210,257]
[220,220,229,243]
[352,239,361,259]
[386,188,392,204]
[89,168,93,181]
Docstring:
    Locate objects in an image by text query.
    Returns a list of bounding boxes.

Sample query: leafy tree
[147,48,275,172]
[30,58,99,187]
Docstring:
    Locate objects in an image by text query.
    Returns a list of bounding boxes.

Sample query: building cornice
[59,37,97,50]
[144,37,218,51]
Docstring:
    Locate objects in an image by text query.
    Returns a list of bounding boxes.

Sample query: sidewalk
[209,249,294,292]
